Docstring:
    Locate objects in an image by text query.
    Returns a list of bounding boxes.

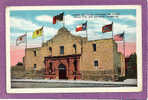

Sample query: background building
[24,27,125,81]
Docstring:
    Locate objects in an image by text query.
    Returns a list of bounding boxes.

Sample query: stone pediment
[57,27,70,36]
[49,27,86,43]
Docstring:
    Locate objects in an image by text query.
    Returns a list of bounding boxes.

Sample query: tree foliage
[16,62,23,66]
[126,53,137,78]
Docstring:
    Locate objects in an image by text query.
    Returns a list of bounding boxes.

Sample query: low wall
[81,70,115,81]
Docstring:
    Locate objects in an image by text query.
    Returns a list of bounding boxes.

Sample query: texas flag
[76,22,87,32]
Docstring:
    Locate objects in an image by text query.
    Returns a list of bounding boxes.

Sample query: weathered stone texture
[24,27,125,81]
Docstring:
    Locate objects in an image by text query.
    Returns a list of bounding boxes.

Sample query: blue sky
[10,9,136,48]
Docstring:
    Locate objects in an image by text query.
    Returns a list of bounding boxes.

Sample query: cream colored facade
[24,27,125,81]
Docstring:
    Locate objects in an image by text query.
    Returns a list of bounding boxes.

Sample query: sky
[10,9,137,66]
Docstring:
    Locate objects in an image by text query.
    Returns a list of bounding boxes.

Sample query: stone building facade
[24,27,125,81]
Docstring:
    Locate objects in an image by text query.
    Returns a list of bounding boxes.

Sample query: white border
[6,5,142,93]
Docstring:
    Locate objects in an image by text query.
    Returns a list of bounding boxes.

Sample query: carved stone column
[45,60,49,75]
[69,58,74,80]
[76,58,80,74]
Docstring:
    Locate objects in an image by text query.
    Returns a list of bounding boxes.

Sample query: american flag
[114,33,124,41]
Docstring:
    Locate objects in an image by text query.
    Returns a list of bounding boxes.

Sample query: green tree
[16,62,23,66]
[127,53,137,78]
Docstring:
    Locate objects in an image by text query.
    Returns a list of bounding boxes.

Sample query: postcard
[6,5,143,94]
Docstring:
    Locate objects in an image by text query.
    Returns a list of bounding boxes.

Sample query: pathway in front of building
[11,79,137,88]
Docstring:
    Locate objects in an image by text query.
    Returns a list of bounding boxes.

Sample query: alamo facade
[24,27,125,81]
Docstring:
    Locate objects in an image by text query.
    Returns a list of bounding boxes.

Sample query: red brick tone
[44,54,81,80]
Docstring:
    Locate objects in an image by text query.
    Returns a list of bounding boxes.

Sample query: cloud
[11,32,24,38]
[64,15,80,25]
[11,31,34,39]
[118,15,136,21]
[11,27,58,39]
[43,27,58,40]
[36,15,53,22]
[65,14,110,26]
[71,18,136,42]
[113,23,136,42]
[10,17,39,31]
[91,17,111,25]
[113,23,136,35]
[71,16,111,32]
[66,15,136,38]
[11,26,58,48]
[113,23,128,34]
[35,14,112,27]
[10,15,136,47]
[35,14,81,25]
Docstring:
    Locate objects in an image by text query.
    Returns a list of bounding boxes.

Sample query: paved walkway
[12,79,137,85]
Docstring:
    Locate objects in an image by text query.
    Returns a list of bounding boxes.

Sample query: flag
[16,34,27,46]
[32,27,43,39]
[53,16,56,24]
[76,22,87,32]
[53,12,64,24]
[102,23,112,33]
[114,33,124,41]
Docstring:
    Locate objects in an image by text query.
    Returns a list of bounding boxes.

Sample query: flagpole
[111,21,115,80]
[42,27,44,45]
[112,22,114,40]
[86,29,88,40]
[80,39,83,65]
[25,32,27,56]
[123,32,126,77]
[25,32,27,69]
[26,32,27,49]
[86,21,88,40]
[123,32,125,58]
[63,12,65,27]
[42,32,44,44]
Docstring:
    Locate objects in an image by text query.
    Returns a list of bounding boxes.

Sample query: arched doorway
[58,63,67,79]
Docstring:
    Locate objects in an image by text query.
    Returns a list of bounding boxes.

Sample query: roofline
[45,54,81,60]
[26,47,41,50]
[46,27,87,43]
[88,38,113,42]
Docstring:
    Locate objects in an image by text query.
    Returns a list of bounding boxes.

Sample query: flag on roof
[16,34,27,46]
[76,22,87,32]
[32,27,43,39]
[53,12,64,24]
[102,23,113,33]
[114,33,124,41]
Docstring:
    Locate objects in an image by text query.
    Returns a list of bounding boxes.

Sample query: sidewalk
[12,79,137,85]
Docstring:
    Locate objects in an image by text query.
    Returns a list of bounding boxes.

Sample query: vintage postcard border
[0,0,147,99]
[6,5,142,93]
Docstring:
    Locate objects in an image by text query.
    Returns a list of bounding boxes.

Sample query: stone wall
[24,27,125,81]
[81,70,114,81]
[80,39,114,71]
[24,27,85,71]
